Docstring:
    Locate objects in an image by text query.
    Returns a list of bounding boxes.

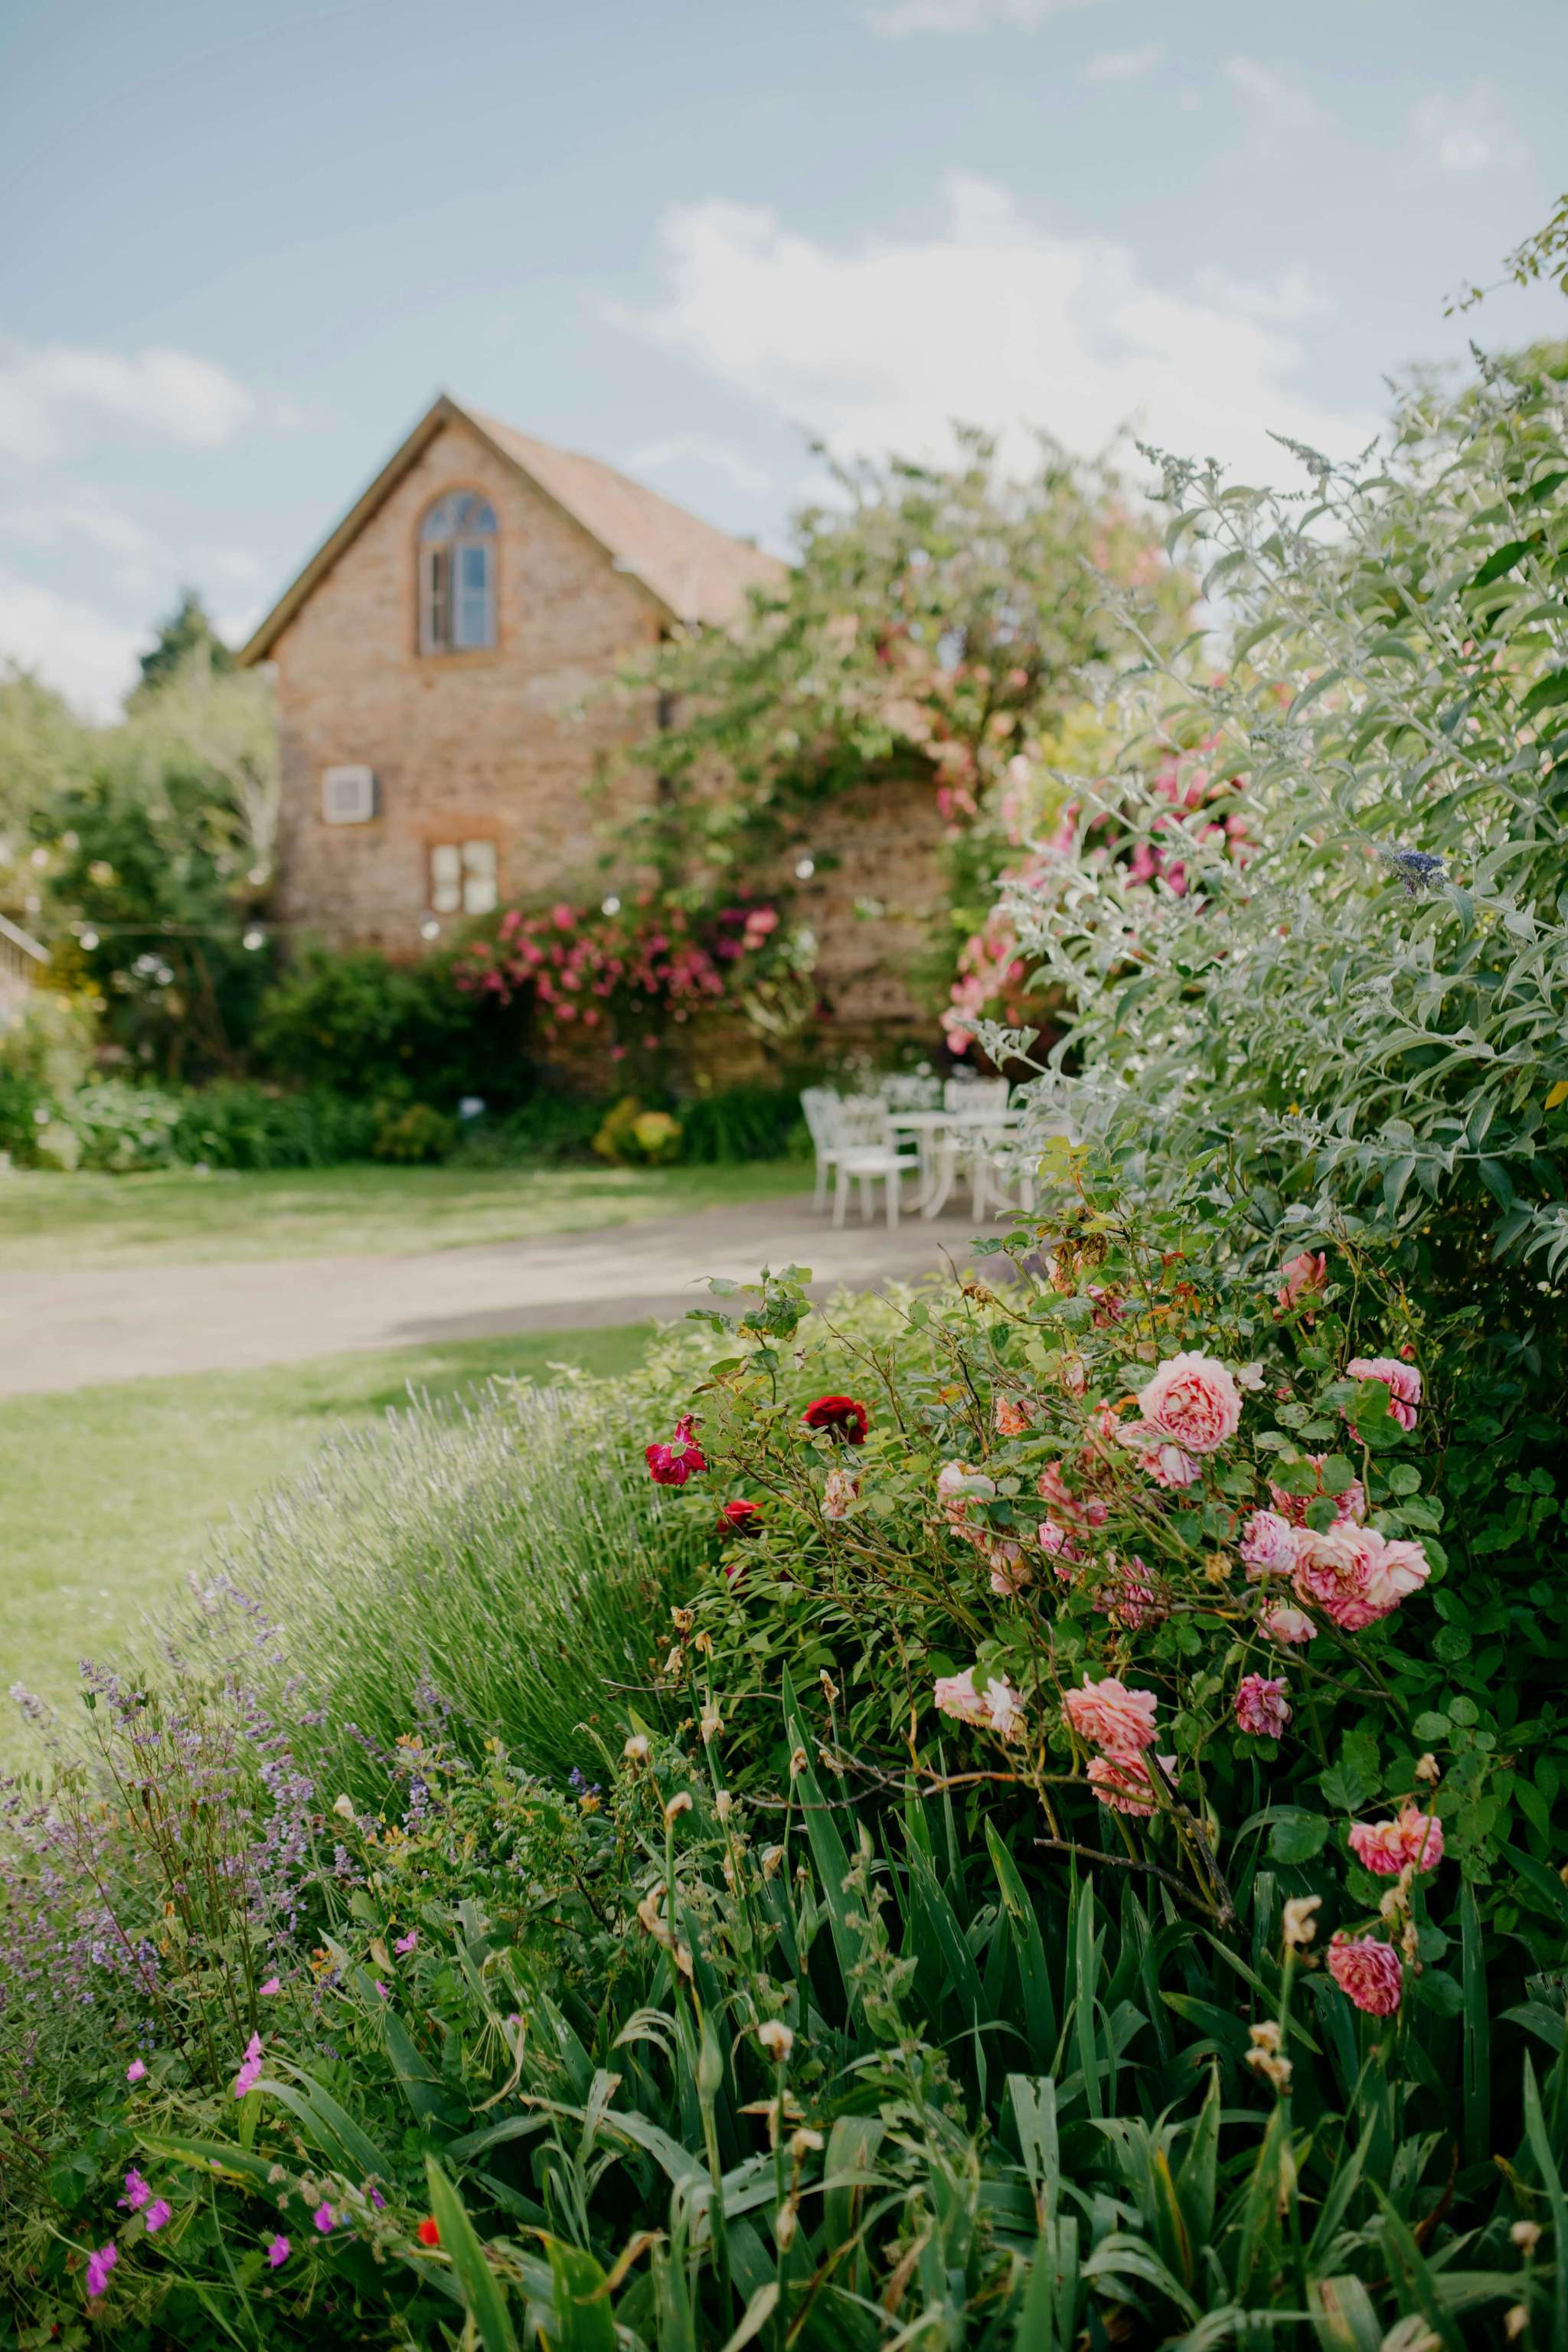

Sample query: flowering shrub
[460,889,815,1075]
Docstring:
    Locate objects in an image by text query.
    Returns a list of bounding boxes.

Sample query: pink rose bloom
[1037,1517,1085,1566]
[1277,1250,1327,1309]
[1087,1751,1178,1816]
[645,1414,707,1486]
[993,1396,1034,1438]
[1135,1350,1243,1455]
[1328,1934,1403,2016]
[1142,1438,1204,1489]
[934,1667,1025,1742]
[1259,1600,1316,1645]
[1268,1455,1365,1529]
[1095,1555,1161,1631]
[1240,1509,1299,1579]
[1037,1462,1110,1530]
[985,1539,1032,1598]
[936,1461,996,1534]
[822,1467,859,1521]
[1291,1525,1429,1633]
[1345,1356,1422,1432]
[1349,1805,1443,1877]
[1235,1673,1291,1738]
[1063,1674,1159,1759]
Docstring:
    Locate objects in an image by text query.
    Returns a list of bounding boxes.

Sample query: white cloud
[0,341,256,464]
[1408,84,1524,175]
[0,487,162,563]
[1223,56,1323,129]
[0,568,140,719]
[1082,43,1164,82]
[1191,263,1337,328]
[610,177,1379,494]
[626,434,774,496]
[865,0,1102,34]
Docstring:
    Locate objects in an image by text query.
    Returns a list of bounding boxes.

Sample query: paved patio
[2,1191,1005,1396]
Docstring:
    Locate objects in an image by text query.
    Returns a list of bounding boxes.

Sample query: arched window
[418,492,496,652]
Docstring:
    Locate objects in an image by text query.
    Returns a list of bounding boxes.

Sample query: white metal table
[888,1106,1024,1217]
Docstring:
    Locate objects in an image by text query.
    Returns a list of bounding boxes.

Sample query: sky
[0,0,1563,717]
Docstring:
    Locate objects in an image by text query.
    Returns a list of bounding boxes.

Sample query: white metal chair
[877,1072,942,1110]
[800,1086,847,1214]
[943,1074,1011,1114]
[828,1096,920,1230]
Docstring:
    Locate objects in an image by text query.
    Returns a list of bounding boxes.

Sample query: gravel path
[2,1192,1001,1396]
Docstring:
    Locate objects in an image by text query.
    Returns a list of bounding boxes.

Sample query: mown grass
[0,1155,808,1270]
[0,1323,652,1762]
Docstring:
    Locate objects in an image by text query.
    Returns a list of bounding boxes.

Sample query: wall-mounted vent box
[322,766,378,825]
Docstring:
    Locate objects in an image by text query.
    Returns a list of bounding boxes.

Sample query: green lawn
[0,1155,808,1270]
[0,1323,652,1763]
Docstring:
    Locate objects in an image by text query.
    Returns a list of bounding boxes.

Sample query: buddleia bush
[989,344,1568,1313]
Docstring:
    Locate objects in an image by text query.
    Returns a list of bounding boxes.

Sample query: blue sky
[1,0,1563,714]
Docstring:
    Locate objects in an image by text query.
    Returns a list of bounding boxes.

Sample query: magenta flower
[85,2242,117,2299]
[126,2057,147,2083]
[144,2198,172,2233]
[119,2168,152,2211]
[233,2031,264,2099]
[1234,1674,1291,1739]
[266,2234,291,2268]
[259,1975,281,1996]
[393,1929,418,1955]
[374,1980,390,1998]
[313,2202,335,2233]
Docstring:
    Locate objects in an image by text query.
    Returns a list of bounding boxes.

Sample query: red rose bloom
[802,1395,869,1444]
[719,1498,762,1536]
[645,1413,707,1486]
[416,2216,441,2247]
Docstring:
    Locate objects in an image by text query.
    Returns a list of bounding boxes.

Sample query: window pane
[430,843,461,883]
[454,544,492,648]
[462,841,497,876]
[463,871,498,915]
[422,544,450,649]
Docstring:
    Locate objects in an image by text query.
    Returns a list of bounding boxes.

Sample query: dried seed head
[756,2017,794,2061]
[714,1790,733,1821]
[1512,2220,1542,2255]
[1282,1895,1321,1950]
[1415,1752,1441,1784]
[623,1735,650,1766]
[700,1703,722,1744]
[663,1791,693,1825]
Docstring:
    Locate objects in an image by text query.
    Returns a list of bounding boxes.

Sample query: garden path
[2,1191,1004,1396]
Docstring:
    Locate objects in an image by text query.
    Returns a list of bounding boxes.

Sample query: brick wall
[266,414,662,959]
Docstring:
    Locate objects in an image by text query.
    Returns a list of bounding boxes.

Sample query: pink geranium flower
[119,2169,152,2211]
[1276,1250,1327,1309]
[144,2199,172,2233]
[233,2032,263,2099]
[86,2243,116,2300]
[1327,1934,1403,2015]
[1235,1674,1291,1738]
[1063,1674,1159,1760]
[1087,1751,1178,1816]
[1240,1509,1298,1578]
[1135,1351,1243,1455]
[126,2057,146,2083]
[266,2235,291,2268]
[1348,1805,1444,1877]
[1344,1356,1422,1432]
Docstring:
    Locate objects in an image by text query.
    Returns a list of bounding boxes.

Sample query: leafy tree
[132,586,234,698]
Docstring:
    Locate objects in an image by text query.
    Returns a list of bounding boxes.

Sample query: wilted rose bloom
[1348,1805,1444,1877]
[936,1460,997,1535]
[1096,1554,1161,1631]
[1344,1356,1423,1432]
[1234,1673,1291,1738]
[1087,1284,1125,1325]
[1036,1462,1109,1531]
[645,1414,707,1486]
[985,1540,1032,1598]
[821,1467,859,1520]
[1063,1674,1159,1760]
[1268,1454,1365,1528]
[1327,1933,1403,2015]
[1087,1751,1178,1816]
[993,1395,1034,1437]
[1277,1250,1328,1309]
[1240,1509,1299,1579]
[1135,1351,1243,1454]
[934,1666,1026,1742]
[1291,1524,1429,1632]
[1135,1434,1204,1489]
[1259,1600,1316,1645]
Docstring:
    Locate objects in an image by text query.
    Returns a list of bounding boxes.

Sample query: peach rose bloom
[993,1396,1034,1438]
[822,1467,859,1521]
[1327,1934,1402,2015]
[1348,1805,1443,1876]
[1276,1250,1327,1309]
[1259,1601,1316,1645]
[935,1668,1026,1741]
[1063,1674,1159,1759]
[1345,1355,1422,1432]
[1135,1351,1243,1455]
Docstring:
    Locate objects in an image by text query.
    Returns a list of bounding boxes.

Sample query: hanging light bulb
[242,927,266,952]
[420,918,441,941]
[601,893,621,916]
[795,854,815,881]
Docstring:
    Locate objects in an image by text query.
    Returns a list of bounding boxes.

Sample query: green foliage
[1001,344,1568,1303]
[254,943,528,1106]
[132,588,235,697]
[593,1096,683,1167]
[678,1083,806,1167]
[372,1099,458,1164]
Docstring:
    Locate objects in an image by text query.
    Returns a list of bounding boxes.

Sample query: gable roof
[236,394,787,665]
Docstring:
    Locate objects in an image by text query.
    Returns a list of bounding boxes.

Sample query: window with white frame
[418,492,497,652]
[429,839,498,916]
